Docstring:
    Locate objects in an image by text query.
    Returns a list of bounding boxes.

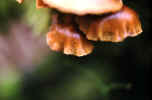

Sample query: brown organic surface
[47,14,94,56]
[42,0,123,15]
[76,6,142,42]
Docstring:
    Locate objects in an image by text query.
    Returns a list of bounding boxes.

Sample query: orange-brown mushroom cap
[16,0,48,8]
[16,0,24,4]
[41,0,123,15]
[47,14,94,56]
[76,6,143,42]
[36,0,49,8]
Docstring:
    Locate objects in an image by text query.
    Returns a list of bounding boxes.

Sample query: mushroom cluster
[17,0,142,57]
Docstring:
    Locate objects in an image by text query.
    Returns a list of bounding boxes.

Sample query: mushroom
[36,0,49,8]
[16,0,24,4]
[16,0,48,8]
[47,14,94,56]
[16,0,143,56]
[76,6,142,42]
[38,0,123,15]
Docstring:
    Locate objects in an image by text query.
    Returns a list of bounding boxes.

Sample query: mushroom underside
[47,14,94,56]
[75,6,142,42]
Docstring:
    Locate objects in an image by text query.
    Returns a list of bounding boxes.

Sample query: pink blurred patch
[0,21,50,71]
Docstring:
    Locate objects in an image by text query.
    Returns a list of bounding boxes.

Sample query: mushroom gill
[47,14,94,56]
[76,6,142,42]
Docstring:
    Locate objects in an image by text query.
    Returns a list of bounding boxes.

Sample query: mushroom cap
[41,0,123,15]
[36,0,48,8]
[16,0,24,4]
[47,14,94,56]
[76,6,143,42]
[16,0,48,8]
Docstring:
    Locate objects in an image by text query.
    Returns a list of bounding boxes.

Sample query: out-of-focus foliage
[0,0,50,35]
[22,0,51,35]
[0,66,21,100]
[0,0,22,33]
[0,0,150,100]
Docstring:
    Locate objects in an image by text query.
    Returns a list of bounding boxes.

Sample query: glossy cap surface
[16,0,24,4]
[42,0,123,15]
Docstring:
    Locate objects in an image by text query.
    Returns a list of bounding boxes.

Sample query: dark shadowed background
[0,0,150,100]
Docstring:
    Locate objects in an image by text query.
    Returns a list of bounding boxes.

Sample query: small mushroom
[36,0,49,8]
[39,0,123,15]
[76,6,142,42]
[16,0,24,4]
[47,14,94,56]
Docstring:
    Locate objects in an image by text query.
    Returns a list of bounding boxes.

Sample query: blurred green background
[0,0,150,100]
